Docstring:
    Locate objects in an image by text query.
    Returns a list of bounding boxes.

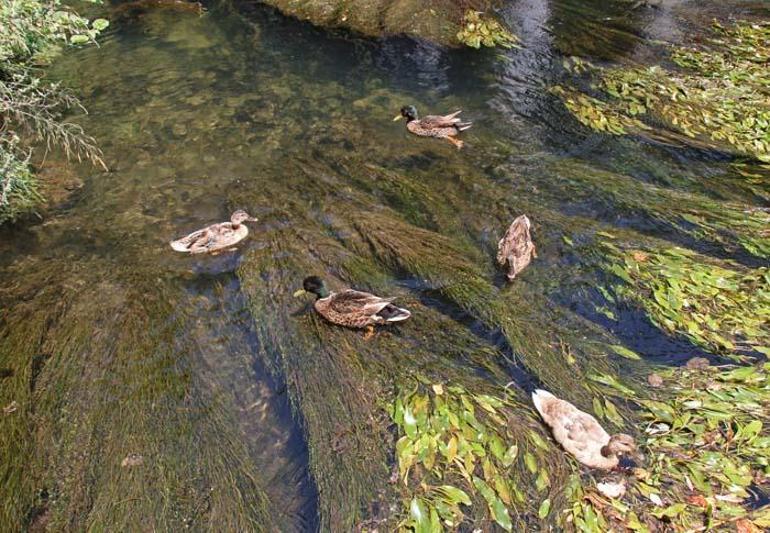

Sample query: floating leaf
[609,344,642,360]
[70,34,90,45]
[92,18,109,31]
[538,498,551,519]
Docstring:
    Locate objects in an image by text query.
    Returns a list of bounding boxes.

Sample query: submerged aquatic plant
[456,10,518,49]
[602,245,769,359]
[555,21,770,162]
[391,382,560,531]
[550,85,649,136]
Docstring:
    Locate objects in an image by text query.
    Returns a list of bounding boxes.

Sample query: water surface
[1,0,768,529]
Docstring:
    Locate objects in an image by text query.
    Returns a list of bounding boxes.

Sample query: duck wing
[170,223,242,254]
[327,289,396,317]
[419,111,465,129]
[533,390,611,464]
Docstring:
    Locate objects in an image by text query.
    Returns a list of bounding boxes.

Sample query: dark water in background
[1,0,768,529]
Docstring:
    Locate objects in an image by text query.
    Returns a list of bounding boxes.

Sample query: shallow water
[1,0,768,530]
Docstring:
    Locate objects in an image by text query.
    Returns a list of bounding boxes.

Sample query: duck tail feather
[170,239,190,252]
[379,304,411,322]
[531,389,554,413]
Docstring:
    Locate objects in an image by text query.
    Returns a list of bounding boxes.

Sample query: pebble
[647,373,664,387]
[686,357,710,370]
[172,123,188,137]
[121,453,144,467]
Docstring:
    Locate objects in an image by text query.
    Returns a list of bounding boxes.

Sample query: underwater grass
[0,261,275,531]
[346,209,630,405]
[546,159,770,261]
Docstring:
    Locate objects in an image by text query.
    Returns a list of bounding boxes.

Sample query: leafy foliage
[551,85,649,135]
[456,10,518,49]
[391,383,554,531]
[603,245,770,359]
[0,0,107,224]
[555,21,770,162]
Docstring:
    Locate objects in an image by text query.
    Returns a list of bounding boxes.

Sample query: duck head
[601,434,638,460]
[293,276,330,299]
[230,210,258,226]
[393,105,418,122]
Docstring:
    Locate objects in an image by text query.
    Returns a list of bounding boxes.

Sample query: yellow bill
[293,288,307,297]
[392,114,403,121]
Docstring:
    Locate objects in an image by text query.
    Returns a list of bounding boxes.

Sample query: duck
[532,389,637,470]
[497,214,536,281]
[170,210,258,254]
[393,105,472,149]
[294,276,411,338]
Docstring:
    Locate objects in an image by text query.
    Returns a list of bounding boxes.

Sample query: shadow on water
[0,0,768,529]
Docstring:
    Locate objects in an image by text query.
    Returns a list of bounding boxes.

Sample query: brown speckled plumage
[170,210,258,254]
[397,106,472,148]
[301,277,412,330]
[497,214,536,281]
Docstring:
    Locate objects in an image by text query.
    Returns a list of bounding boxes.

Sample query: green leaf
[652,503,686,519]
[529,431,549,450]
[588,373,636,396]
[502,444,518,467]
[92,18,109,31]
[403,406,417,438]
[70,34,90,45]
[538,498,551,519]
[437,485,471,506]
[524,451,538,474]
[609,344,642,360]
[410,498,431,533]
[472,476,512,531]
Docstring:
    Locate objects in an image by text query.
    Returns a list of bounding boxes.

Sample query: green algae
[545,159,770,261]
[0,262,275,531]
[256,0,504,47]
[555,21,770,162]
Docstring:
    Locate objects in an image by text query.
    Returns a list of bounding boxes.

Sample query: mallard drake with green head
[170,210,258,254]
[393,105,472,149]
[532,389,639,470]
[497,214,536,281]
[294,276,411,337]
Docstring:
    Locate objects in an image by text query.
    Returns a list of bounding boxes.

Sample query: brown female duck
[497,214,536,281]
[170,210,258,254]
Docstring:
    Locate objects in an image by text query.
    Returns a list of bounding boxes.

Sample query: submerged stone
[246,0,504,46]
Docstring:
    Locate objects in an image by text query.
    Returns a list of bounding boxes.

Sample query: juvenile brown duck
[497,214,536,281]
[532,389,638,470]
[393,105,472,149]
[170,210,258,254]
[294,276,411,338]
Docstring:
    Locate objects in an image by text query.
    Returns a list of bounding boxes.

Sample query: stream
[0,0,768,530]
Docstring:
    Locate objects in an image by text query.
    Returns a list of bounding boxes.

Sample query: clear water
[1,0,768,529]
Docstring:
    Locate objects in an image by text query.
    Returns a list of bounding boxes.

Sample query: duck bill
[293,289,308,298]
[392,114,403,121]
[248,217,259,222]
